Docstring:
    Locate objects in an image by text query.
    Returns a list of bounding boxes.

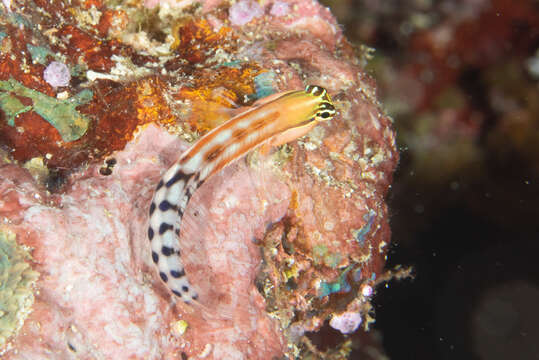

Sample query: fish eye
[317,110,334,120]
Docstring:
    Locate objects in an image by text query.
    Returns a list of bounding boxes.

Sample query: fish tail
[148,164,201,303]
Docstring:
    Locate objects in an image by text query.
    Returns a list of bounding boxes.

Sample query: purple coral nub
[270,1,290,17]
[43,61,71,88]
[329,312,362,334]
[229,0,264,26]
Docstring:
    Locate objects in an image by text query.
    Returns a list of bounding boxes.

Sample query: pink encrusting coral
[0,0,399,358]
[1,124,288,358]
[228,0,264,26]
[270,1,290,17]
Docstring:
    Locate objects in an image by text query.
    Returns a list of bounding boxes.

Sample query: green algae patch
[312,244,341,269]
[0,229,39,350]
[0,77,93,142]
[26,44,55,65]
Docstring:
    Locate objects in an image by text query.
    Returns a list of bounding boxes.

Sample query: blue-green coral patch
[351,209,376,246]
[0,228,39,349]
[26,44,56,65]
[0,77,93,142]
[318,266,353,298]
[253,71,276,99]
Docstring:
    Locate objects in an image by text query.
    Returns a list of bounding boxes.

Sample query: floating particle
[270,1,290,17]
[329,311,362,334]
[229,0,264,26]
[43,61,71,88]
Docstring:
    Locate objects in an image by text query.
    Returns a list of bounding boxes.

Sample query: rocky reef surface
[0,0,399,358]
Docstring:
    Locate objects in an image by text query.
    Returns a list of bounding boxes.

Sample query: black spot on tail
[185,187,193,199]
[156,179,164,191]
[172,289,182,297]
[182,285,189,292]
[170,269,185,278]
[166,170,191,188]
[149,202,156,215]
[160,272,168,282]
[152,251,159,263]
[162,246,174,256]
[159,200,177,212]
[148,227,154,240]
[159,223,174,235]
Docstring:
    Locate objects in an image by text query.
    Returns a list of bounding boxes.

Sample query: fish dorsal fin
[251,89,296,107]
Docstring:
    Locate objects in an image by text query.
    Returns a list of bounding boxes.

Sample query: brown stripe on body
[182,95,293,160]
[231,128,249,142]
[205,145,224,162]
[250,117,271,131]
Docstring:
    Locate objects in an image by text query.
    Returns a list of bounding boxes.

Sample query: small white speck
[171,320,188,336]
[56,91,70,100]
[323,221,335,231]
[361,285,373,297]
[199,343,213,358]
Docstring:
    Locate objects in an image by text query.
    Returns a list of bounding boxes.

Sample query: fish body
[148,85,336,303]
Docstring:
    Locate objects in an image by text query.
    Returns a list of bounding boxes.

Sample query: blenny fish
[148,85,336,303]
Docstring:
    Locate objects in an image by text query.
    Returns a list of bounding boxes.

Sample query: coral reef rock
[0,0,398,358]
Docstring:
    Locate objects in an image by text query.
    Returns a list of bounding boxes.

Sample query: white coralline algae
[329,312,363,334]
[270,1,290,17]
[43,61,71,88]
[228,0,264,26]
